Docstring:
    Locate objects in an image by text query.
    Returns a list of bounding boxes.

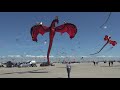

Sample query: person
[109,61,111,66]
[111,61,113,66]
[96,61,98,65]
[104,61,106,63]
[93,61,95,66]
[66,62,71,78]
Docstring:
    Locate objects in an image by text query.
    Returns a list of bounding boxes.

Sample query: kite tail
[90,42,109,55]
[47,36,54,65]
[47,39,53,65]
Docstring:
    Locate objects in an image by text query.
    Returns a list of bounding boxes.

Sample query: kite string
[100,12,112,28]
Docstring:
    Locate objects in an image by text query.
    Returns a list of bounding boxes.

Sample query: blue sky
[0,12,120,57]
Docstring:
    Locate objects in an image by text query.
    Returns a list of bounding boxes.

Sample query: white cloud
[1,56,5,58]
[108,56,113,57]
[97,55,106,57]
[25,55,54,58]
[58,55,75,58]
[81,56,89,57]
[8,55,21,57]
[1,55,119,59]
[96,56,120,58]
[60,56,65,58]
[25,55,35,57]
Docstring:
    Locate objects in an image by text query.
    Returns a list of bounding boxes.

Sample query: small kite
[30,16,77,65]
[90,35,117,55]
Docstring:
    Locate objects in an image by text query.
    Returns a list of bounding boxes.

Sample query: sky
[0,12,120,57]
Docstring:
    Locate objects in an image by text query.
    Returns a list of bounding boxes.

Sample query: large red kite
[90,35,117,55]
[30,16,77,65]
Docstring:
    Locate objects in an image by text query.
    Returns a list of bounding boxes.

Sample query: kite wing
[104,35,109,41]
[55,23,77,39]
[30,25,50,42]
[109,40,117,46]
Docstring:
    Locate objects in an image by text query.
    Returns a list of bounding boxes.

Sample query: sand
[0,62,120,78]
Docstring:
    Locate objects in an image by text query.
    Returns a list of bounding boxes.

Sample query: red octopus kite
[30,16,77,65]
[90,35,117,55]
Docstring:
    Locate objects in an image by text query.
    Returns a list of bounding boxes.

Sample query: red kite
[90,35,117,55]
[31,16,77,65]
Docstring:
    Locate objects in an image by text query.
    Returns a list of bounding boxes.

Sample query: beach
[0,62,120,78]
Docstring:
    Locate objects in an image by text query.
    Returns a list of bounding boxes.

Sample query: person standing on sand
[96,61,98,65]
[111,61,113,66]
[66,62,71,78]
[109,61,111,66]
[93,61,96,66]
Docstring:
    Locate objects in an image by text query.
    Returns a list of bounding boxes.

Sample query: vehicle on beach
[19,63,31,67]
[19,60,37,67]
[1,60,37,68]
[40,62,55,66]
[0,63,4,67]
[30,60,37,67]
[6,61,14,68]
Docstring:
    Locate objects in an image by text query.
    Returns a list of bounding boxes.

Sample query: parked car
[18,60,37,68]
[0,63,4,67]
[6,61,14,68]
[30,60,37,67]
[19,63,31,67]
[40,62,55,66]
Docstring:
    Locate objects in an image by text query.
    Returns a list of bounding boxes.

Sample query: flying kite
[90,35,117,55]
[30,16,77,65]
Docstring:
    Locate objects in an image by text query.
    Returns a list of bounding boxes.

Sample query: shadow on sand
[56,67,65,68]
[100,65,120,67]
[57,77,63,78]
[0,69,49,75]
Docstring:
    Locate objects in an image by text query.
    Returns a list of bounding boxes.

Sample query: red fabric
[104,35,109,41]
[30,18,77,65]
[55,23,77,39]
[31,25,49,42]
[109,40,117,46]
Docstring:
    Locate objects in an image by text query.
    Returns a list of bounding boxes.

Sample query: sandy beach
[0,62,120,78]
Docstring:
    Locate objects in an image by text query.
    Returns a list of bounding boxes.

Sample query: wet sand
[0,62,120,78]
